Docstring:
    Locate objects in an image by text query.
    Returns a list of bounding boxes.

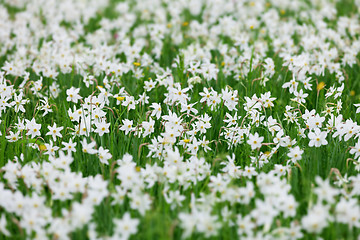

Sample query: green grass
[1,0,360,239]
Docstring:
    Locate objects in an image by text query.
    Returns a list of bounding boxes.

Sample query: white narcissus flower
[307,114,325,130]
[163,189,186,210]
[46,123,63,141]
[199,87,213,105]
[179,212,197,238]
[308,128,328,147]
[129,192,151,216]
[223,112,240,127]
[236,214,255,236]
[354,103,360,114]
[314,176,339,204]
[6,131,21,142]
[293,89,308,104]
[44,140,59,156]
[120,119,134,135]
[350,139,360,160]
[301,204,330,234]
[180,102,198,115]
[98,147,112,165]
[188,76,202,85]
[81,139,97,154]
[12,92,28,113]
[66,87,82,103]
[247,132,264,150]
[243,166,258,178]
[221,153,241,178]
[94,120,110,136]
[302,77,312,90]
[273,164,288,176]
[287,146,304,163]
[0,214,10,237]
[113,212,140,239]
[62,138,77,153]
[122,96,136,110]
[142,118,155,137]
[282,76,298,94]
[150,103,162,119]
[222,87,239,111]
[25,118,41,138]
[195,211,221,238]
[260,91,276,108]
[187,61,201,75]
[144,78,156,91]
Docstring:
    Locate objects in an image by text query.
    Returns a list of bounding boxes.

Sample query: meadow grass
[1,0,360,239]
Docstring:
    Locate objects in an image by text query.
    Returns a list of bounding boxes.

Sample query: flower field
[1,0,360,239]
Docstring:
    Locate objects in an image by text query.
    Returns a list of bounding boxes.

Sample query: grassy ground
[1,0,360,239]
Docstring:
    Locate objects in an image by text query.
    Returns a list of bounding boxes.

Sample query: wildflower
[179,212,197,239]
[243,166,258,178]
[260,91,276,108]
[12,92,28,113]
[350,139,360,160]
[98,147,112,165]
[113,213,140,240]
[44,140,59,157]
[142,118,155,137]
[144,79,156,91]
[188,76,202,85]
[314,176,339,203]
[199,87,213,105]
[307,114,325,130]
[66,87,82,104]
[302,204,331,234]
[6,131,21,142]
[247,132,264,150]
[46,123,64,141]
[62,139,77,153]
[150,103,162,119]
[222,87,239,111]
[0,214,10,237]
[287,146,304,163]
[187,61,201,75]
[282,76,298,94]
[293,89,308,104]
[94,120,110,136]
[308,128,328,147]
[354,103,360,114]
[180,102,198,115]
[122,96,136,110]
[221,154,241,178]
[196,211,221,238]
[120,119,134,135]
[81,139,97,154]
[25,118,41,138]
[317,81,325,91]
[39,97,53,116]
[164,189,186,210]
[129,192,151,216]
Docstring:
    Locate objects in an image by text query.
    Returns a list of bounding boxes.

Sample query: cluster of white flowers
[1,0,360,239]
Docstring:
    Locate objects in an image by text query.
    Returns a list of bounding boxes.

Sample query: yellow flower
[38,145,47,151]
[317,81,325,91]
